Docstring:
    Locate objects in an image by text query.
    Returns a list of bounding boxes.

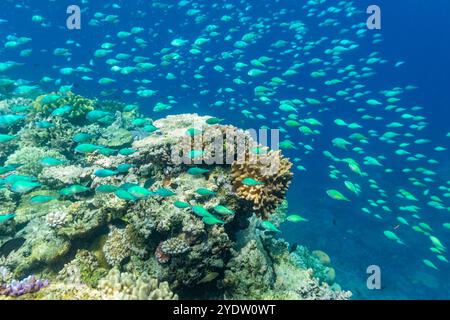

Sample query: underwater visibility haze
[0,0,449,300]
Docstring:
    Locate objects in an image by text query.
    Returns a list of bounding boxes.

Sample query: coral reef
[0,93,350,300]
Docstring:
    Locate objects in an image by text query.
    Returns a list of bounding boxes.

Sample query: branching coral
[231,150,293,219]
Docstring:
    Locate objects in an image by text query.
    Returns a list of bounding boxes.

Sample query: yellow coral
[231,150,293,219]
[33,92,95,119]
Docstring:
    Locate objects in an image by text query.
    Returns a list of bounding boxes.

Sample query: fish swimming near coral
[0,213,16,224]
[154,188,176,197]
[0,134,17,143]
[115,189,137,201]
[29,195,58,204]
[10,180,41,194]
[187,167,210,175]
[60,184,90,196]
[196,188,216,196]
[202,215,224,225]
[0,114,25,128]
[261,221,281,233]
[213,205,235,216]
[205,117,223,125]
[191,205,211,217]
[40,157,66,167]
[127,186,154,199]
[173,201,191,209]
[72,133,95,143]
[286,214,309,223]
[75,143,102,154]
[96,184,119,193]
[241,177,264,186]
[118,148,137,156]
[94,169,119,178]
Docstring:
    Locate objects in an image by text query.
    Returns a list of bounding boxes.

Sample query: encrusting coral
[0,93,350,300]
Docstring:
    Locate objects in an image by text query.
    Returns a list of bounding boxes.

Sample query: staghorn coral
[98,268,178,300]
[231,150,293,219]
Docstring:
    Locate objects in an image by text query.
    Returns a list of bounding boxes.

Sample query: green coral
[5,146,65,176]
[33,92,95,119]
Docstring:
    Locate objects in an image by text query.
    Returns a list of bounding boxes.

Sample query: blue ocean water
[1,0,449,299]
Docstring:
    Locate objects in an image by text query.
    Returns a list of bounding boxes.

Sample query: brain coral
[231,150,293,219]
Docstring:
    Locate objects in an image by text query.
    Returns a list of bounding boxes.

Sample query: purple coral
[0,275,49,297]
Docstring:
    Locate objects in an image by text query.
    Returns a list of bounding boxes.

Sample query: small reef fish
[241,178,264,186]
[127,186,154,199]
[0,213,16,224]
[326,189,350,202]
[192,206,211,217]
[154,188,176,197]
[261,221,281,233]
[115,189,137,201]
[94,169,119,178]
[187,167,210,175]
[286,215,309,223]
[60,185,90,196]
[202,215,224,225]
[213,205,235,215]
[40,157,66,167]
[96,185,119,193]
[75,144,102,154]
[11,180,41,194]
[196,188,216,196]
[173,201,191,209]
[29,195,58,204]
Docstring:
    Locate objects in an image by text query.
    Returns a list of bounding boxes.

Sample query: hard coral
[98,268,178,300]
[33,92,95,119]
[231,150,293,219]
